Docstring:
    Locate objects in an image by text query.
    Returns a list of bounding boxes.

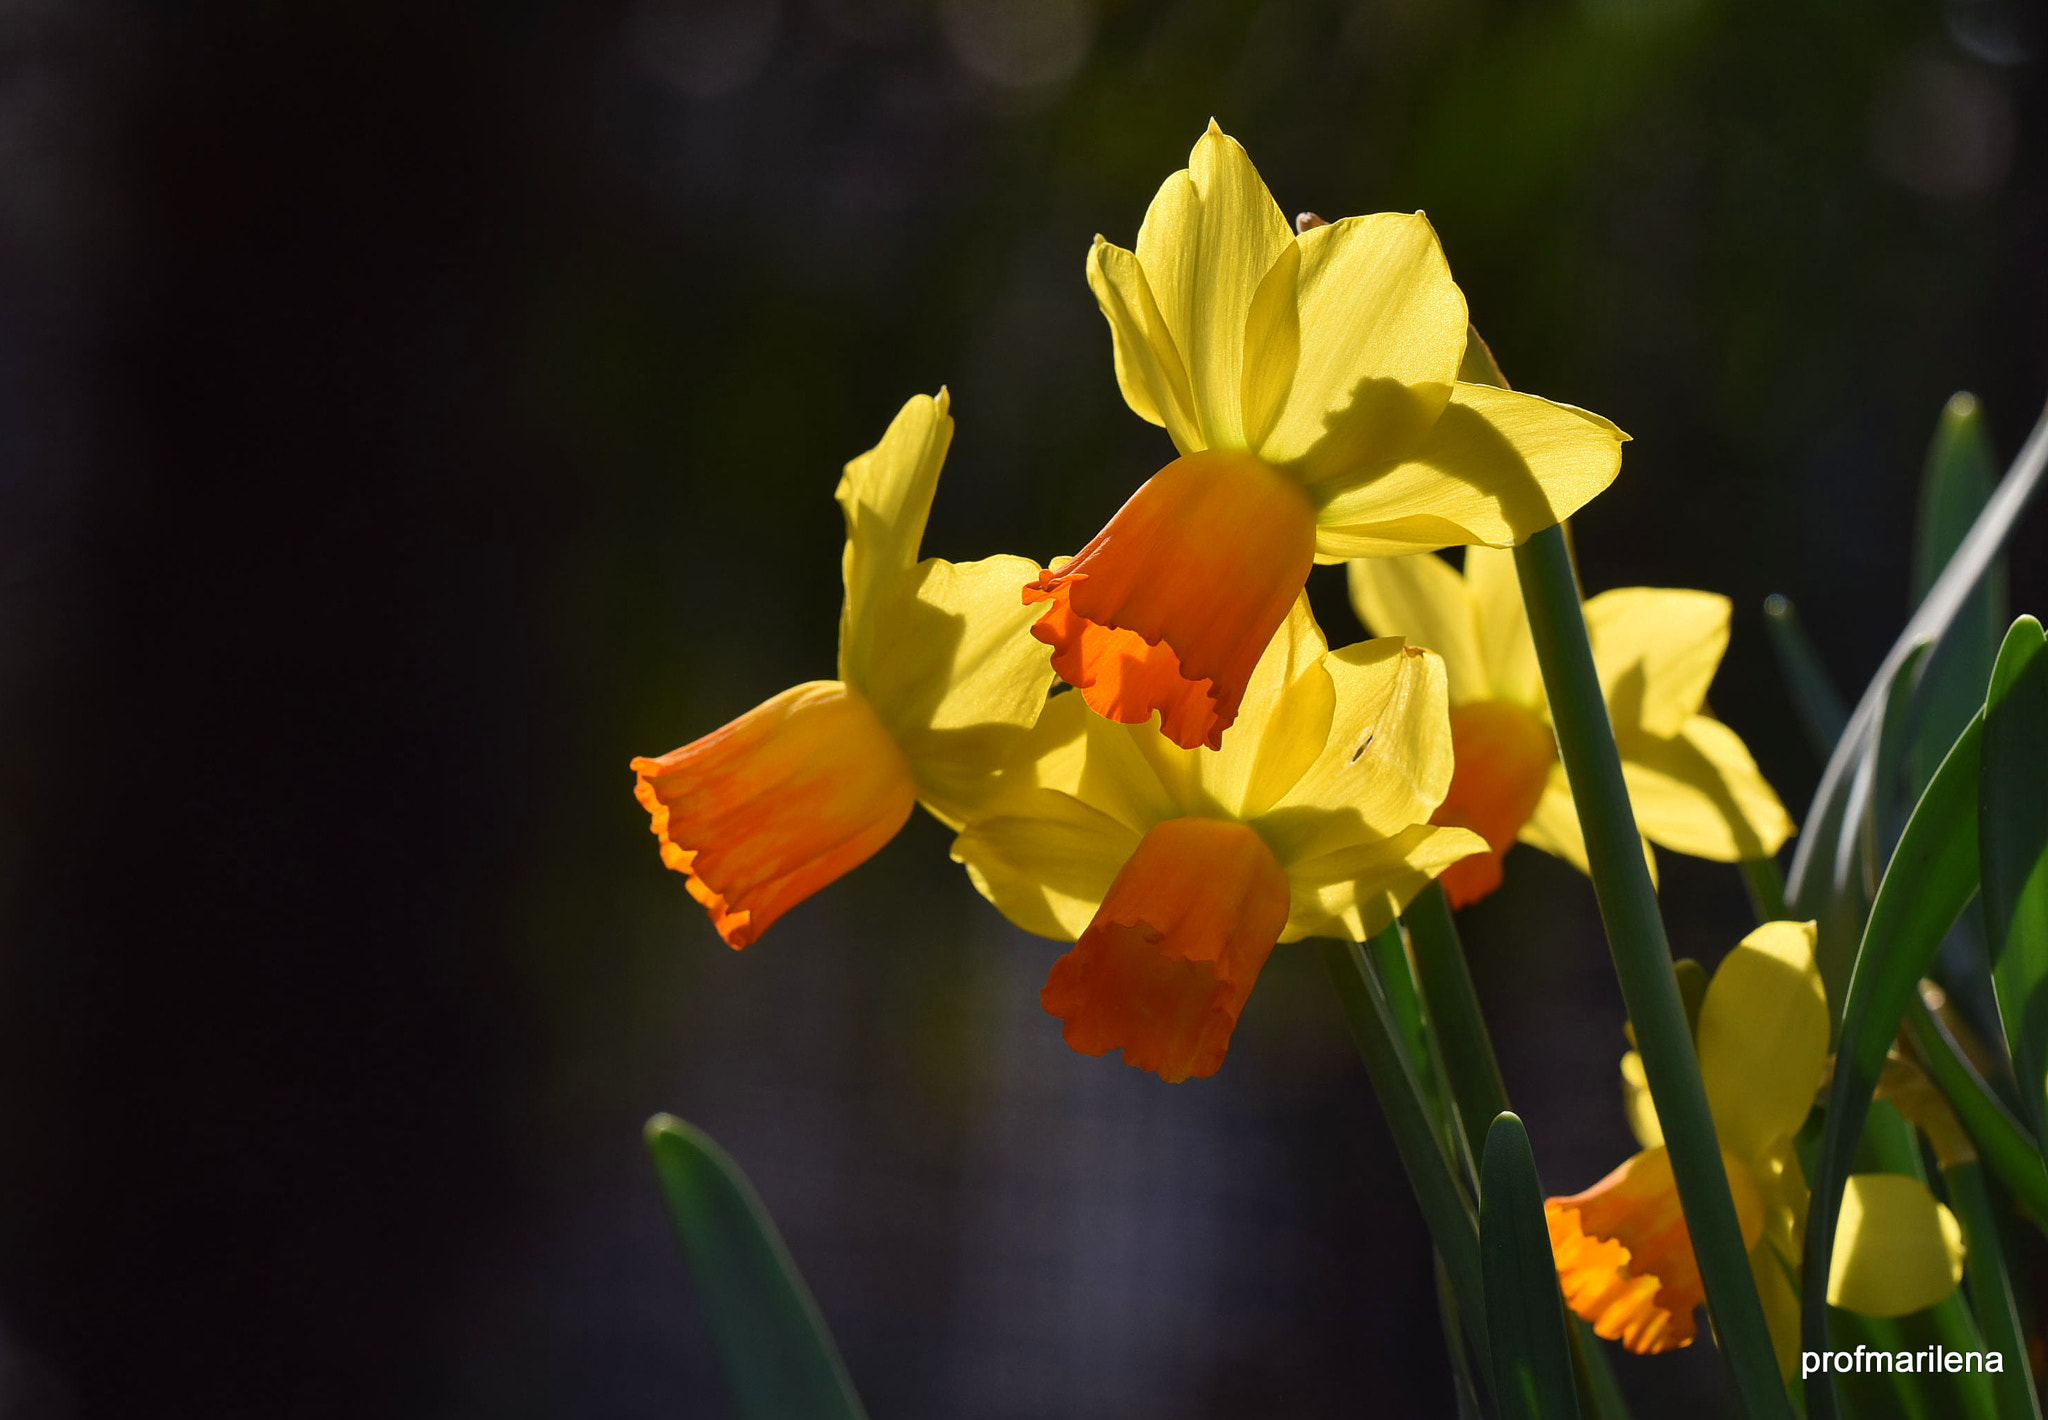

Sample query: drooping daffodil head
[1349,545,1795,907]
[953,598,1487,1082]
[631,391,1057,947]
[1027,121,1627,753]
[1546,921,1964,1371]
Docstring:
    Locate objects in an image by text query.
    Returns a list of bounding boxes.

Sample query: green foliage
[1481,1114,1581,1420]
[1981,617,2048,1143]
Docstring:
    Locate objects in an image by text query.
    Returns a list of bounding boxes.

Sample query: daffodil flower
[631,392,1056,947]
[1027,122,1626,752]
[1547,921,1964,1371]
[953,599,1487,1081]
[1349,546,1794,907]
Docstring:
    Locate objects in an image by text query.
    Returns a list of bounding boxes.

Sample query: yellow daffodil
[1026,122,1627,752]
[953,599,1487,1081]
[631,392,1056,947]
[1547,921,1964,1370]
[1349,546,1793,907]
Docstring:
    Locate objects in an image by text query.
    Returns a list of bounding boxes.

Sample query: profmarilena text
[1802,1345,2007,1378]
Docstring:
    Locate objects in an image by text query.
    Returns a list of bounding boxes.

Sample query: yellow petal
[1086,237,1201,453]
[1252,212,1466,479]
[1214,597,1336,820]
[1619,716,1797,862]
[837,390,953,686]
[1517,766,1660,887]
[1827,1174,1966,1317]
[950,788,1143,940]
[1697,921,1827,1160]
[1278,822,1488,942]
[1345,553,1486,705]
[1464,545,1543,708]
[1264,639,1457,848]
[1621,1049,1663,1149]
[1133,122,1295,450]
[1585,588,1730,738]
[859,554,1059,828]
[1311,382,1626,558]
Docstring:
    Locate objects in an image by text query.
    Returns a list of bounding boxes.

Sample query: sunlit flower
[1030,122,1627,751]
[632,392,1057,948]
[954,599,1488,1081]
[1349,546,1794,907]
[1547,921,1964,1370]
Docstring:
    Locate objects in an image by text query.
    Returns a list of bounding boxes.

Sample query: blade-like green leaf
[1367,918,1467,1179]
[1801,715,1983,1420]
[1482,1114,1581,1420]
[1904,995,2048,1227]
[1404,882,1510,1174]
[1982,616,2048,1142]
[1321,939,1488,1363]
[645,1114,867,1420]
[1910,395,2007,801]
[1763,593,1849,758]
[1788,400,2048,991]
[1942,1159,2044,1420]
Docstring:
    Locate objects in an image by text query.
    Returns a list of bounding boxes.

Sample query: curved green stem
[1515,525,1792,1420]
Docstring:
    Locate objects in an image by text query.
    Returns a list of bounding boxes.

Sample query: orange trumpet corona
[630,681,916,949]
[1429,700,1556,907]
[1546,1146,1764,1355]
[1039,817,1292,1083]
[1024,451,1316,751]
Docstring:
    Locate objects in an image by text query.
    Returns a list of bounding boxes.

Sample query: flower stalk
[1513,524,1793,1419]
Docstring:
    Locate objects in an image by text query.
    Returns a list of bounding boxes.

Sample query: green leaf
[1910,395,2007,802]
[1800,715,1983,1420]
[1982,616,2048,1142]
[1404,882,1510,1174]
[1788,401,2048,1000]
[1942,1159,2044,1420]
[644,1114,868,1420]
[1516,524,1793,1420]
[1904,996,2048,1228]
[1481,1113,1581,1420]
[1321,939,1489,1363]
[1763,592,1849,758]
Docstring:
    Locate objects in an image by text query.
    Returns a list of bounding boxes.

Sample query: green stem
[1515,525,1793,1420]
[1404,882,1511,1171]
[1741,856,1792,924]
[1321,938,1489,1363]
[1945,1160,2043,1420]
[1905,997,2048,1228]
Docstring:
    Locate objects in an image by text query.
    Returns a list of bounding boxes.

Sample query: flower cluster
[630,122,1789,1083]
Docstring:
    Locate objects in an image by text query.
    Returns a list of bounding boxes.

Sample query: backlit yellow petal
[1311,382,1626,558]
[1622,1049,1663,1149]
[1133,122,1294,450]
[1827,1174,1965,1317]
[1280,822,1488,942]
[1086,237,1201,453]
[1586,588,1730,738]
[1619,717,1796,862]
[1254,213,1465,479]
[837,391,953,686]
[861,554,1058,828]
[1346,553,1484,704]
[1697,921,1827,1161]
[1465,545,1542,708]
[951,787,1143,940]
[1518,767,1658,886]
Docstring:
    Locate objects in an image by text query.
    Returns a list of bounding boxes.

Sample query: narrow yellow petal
[1221,597,1336,820]
[1464,545,1543,708]
[1622,1049,1664,1149]
[950,787,1143,940]
[1827,1174,1965,1317]
[1311,382,1626,558]
[1133,122,1295,450]
[1518,764,1659,885]
[1585,588,1730,738]
[1619,716,1797,862]
[1279,822,1488,942]
[1255,212,1465,479]
[1086,237,1201,453]
[837,390,953,685]
[1697,921,1827,1160]
[1346,553,1486,705]
[861,554,1059,828]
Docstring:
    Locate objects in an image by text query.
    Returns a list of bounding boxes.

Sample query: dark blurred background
[0,0,2041,1415]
